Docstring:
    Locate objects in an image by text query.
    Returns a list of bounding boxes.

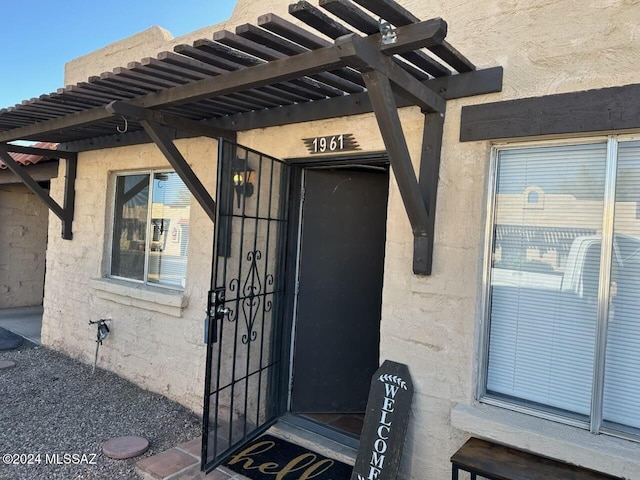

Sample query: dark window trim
[460,82,640,142]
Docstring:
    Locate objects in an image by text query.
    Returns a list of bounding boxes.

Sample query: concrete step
[268,417,358,466]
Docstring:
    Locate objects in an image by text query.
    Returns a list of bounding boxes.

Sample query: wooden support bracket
[106,101,217,222]
[338,32,447,274]
[0,144,76,240]
[414,113,444,275]
[336,34,446,113]
[361,70,431,238]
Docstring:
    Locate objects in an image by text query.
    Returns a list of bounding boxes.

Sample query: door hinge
[300,186,306,204]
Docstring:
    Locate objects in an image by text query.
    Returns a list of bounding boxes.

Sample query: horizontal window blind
[603,141,640,430]
[487,143,607,416]
[148,172,190,288]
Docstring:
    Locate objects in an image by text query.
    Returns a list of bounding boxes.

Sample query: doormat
[224,434,353,480]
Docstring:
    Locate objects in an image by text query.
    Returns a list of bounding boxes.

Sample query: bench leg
[452,464,459,480]
[471,474,477,480]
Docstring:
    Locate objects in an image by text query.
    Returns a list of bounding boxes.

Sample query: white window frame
[478,134,640,442]
[107,168,189,291]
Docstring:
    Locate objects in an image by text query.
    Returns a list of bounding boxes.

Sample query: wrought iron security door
[202,139,291,472]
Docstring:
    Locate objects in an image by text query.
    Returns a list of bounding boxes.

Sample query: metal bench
[450,437,623,480]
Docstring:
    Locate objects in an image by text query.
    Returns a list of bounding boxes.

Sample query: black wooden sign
[351,360,413,480]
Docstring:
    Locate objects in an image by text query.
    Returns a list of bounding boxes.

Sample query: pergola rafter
[0,0,502,273]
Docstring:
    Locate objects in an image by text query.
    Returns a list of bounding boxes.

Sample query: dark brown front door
[290,167,389,413]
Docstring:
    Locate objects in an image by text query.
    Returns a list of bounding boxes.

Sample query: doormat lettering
[224,434,353,480]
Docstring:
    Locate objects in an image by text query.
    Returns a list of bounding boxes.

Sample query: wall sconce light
[231,157,254,208]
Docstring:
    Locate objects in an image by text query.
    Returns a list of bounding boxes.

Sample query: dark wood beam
[62,155,77,240]
[362,69,430,238]
[0,144,76,239]
[0,20,454,144]
[413,112,444,275]
[202,67,502,133]
[258,12,330,49]
[0,44,345,143]
[106,100,236,141]
[460,82,640,141]
[0,107,115,143]
[138,44,345,109]
[351,0,420,27]
[59,128,193,152]
[320,0,380,34]
[5,144,76,160]
[106,102,217,222]
[289,0,352,39]
[336,34,446,113]
[56,67,502,152]
[350,0,474,72]
[0,161,59,185]
[293,0,450,78]
[369,17,448,56]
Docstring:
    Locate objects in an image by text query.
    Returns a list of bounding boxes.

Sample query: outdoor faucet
[89,319,111,373]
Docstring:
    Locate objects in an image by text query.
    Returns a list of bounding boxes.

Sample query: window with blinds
[110,170,191,289]
[483,138,640,438]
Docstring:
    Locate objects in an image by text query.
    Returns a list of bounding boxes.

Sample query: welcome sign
[351,361,413,480]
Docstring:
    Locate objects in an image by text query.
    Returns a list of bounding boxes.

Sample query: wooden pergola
[0,0,502,274]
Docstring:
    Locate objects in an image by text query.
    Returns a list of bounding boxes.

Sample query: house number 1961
[313,134,343,153]
[303,133,360,155]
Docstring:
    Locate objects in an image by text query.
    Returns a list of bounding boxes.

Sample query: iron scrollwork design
[229,250,268,344]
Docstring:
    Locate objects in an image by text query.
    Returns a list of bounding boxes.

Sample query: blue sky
[0,0,238,108]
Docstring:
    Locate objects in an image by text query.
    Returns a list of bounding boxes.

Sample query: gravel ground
[0,343,201,480]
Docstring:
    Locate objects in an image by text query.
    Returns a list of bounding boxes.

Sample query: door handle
[207,287,227,344]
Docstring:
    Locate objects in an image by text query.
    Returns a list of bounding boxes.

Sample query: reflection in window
[111,171,190,289]
[484,139,640,438]
[484,137,640,437]
[603,141,640,431]
[488,143,606,417]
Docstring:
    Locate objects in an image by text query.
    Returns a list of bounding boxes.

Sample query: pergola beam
[107,101,236,141]
[362,70,431,238]
[336,33,446,113]
[57,67,502,152]
[203,67,502,133]
[414,112,444,275]
[0,144,76,239]
[0,19,449,144]
[107,101,217,222]
[336,28,448,273]
[5,144,76,160]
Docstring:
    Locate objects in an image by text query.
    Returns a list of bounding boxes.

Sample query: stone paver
[102,435,150,459]
[175,436,202,457]
[137,448,199,479]
[168,464,234,479]
[136,439,251,480]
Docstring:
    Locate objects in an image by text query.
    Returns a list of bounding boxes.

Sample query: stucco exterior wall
[0,184,48,308]
[42,0,640,479]
[42,138,217,411]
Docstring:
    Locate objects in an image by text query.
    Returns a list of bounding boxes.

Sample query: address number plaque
[302,133,360,155]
